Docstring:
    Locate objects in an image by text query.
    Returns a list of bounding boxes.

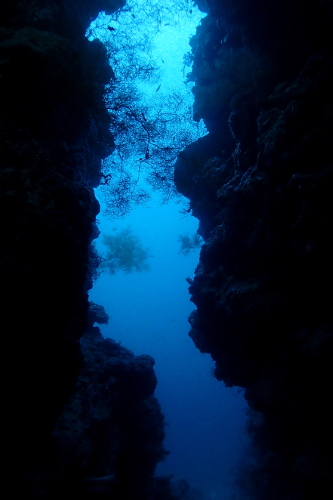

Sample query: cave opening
[87,1,249,498]
[2,0,333,497]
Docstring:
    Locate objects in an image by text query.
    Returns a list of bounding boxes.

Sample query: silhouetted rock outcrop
[51,323,166,499]
[175,1,333,498]
[0,1,171,498]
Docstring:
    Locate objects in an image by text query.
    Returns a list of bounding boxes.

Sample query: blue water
[88,3,248,497]
[89,192,248,498]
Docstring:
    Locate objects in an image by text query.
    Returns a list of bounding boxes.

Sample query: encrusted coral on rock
[0,1,171,498]
[175,1,333,498]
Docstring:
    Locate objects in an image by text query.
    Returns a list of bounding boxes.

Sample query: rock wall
[51,305,166,499]
[175,1,333,498]
[0,1,175,498]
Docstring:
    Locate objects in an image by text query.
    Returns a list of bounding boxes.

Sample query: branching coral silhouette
[100,226,150,273]
[178,233,202,255]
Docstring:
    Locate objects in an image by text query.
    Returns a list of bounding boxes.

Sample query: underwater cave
[1,1,333,499]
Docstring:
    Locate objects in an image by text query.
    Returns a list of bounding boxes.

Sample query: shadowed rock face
[0,0,114,480]
[51,322,166,499]
[175,1,333,498]
[0,2,172,498]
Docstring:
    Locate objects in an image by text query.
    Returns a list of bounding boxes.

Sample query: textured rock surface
[51,321,166,499]
[0,1,173,498]
[175,1,333,498]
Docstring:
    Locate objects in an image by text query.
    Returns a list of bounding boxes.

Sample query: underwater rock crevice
[175,1,333,498]
[0,1,175,498]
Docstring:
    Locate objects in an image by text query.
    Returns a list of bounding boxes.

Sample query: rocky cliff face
[175,1,333,498]
[51,305,166,499]
[0,1,172,498]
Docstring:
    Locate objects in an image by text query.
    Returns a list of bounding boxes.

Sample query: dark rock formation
[175,1,333,498]
[0,1,174,498]
[51,320,166,499]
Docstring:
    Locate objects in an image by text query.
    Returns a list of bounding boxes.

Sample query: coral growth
[101,226,151,274]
